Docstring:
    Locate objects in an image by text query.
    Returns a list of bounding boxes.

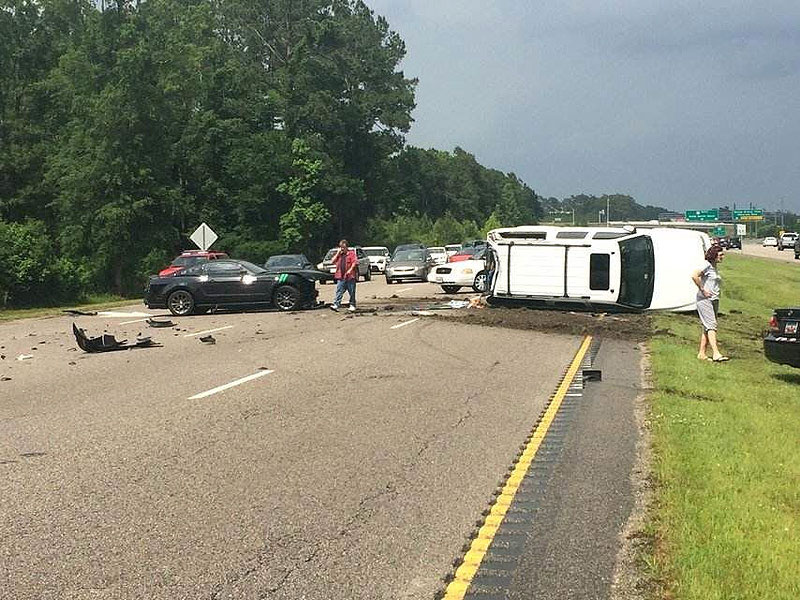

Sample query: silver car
[317,246,372,282]
[385,248,433,283]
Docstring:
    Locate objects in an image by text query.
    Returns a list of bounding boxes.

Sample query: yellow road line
[442,335,593,600]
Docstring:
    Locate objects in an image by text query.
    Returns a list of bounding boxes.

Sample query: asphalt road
[1,295,583,599]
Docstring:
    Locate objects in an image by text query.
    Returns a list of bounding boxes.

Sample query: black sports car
[145,259,320,316]
[764,308,800,368]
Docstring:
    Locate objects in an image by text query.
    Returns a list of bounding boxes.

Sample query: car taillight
[769,315,779,332]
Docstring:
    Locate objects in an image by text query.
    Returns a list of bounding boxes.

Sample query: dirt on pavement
[438,306,652,341]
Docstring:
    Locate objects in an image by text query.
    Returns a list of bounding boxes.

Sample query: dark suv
[794,237,800,260]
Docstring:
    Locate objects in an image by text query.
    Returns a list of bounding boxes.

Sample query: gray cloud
[367,0,800,211]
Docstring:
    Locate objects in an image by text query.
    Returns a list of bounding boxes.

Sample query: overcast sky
[366,1,800,212]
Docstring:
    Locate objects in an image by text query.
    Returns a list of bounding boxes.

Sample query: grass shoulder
[0,294,139,323]
[645,253,800,599]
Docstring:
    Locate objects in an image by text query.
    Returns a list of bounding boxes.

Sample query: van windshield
[617,235,654,308]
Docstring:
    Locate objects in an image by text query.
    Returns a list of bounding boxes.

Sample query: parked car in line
[777,232,797,251]
[317,246,372,282]
[428,248,489,294]
[145,259,319,315]
[362,246,391,273]
[727,237,742,249]
[448,246,483,263]
[428,246,448,265]
[762,236,778,247]
[764,308,800,368]
[385,247,432,283]
[394,242,426,253]
[462,239,487,250]
[158,250,229,277]
[445,244,462,258]
[486,225,712,312]
[795,237,800,260]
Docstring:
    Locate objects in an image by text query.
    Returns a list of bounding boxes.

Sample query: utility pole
[606,196,610,227]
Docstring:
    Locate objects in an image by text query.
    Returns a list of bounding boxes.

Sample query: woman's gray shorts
[697,298,719,332]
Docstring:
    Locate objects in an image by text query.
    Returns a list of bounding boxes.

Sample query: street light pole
[606,196,610,227]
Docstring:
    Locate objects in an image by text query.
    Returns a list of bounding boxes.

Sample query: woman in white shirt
[691,245,728,362]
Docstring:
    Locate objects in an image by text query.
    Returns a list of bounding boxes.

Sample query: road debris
[199,335,216,344]
[72,323,159,353]
[147,318,175,328]
[16,354,34,361]
[1,376,11,381]
[63,309,98,316]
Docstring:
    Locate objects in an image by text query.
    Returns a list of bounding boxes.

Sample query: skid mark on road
[440,335,593,600]
[97,311,152,318]
[188,369,274,400]
[394,287,414,293]
[119,318,150,325]
[184,325,234,337]
[391,318,420,330]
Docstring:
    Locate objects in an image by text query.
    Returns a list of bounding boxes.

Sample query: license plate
[786,321,798,334]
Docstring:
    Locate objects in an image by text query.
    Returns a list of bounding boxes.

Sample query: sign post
[685,209,719,222]
[190,223,218,251]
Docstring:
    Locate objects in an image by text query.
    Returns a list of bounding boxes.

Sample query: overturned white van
[486,226,711,312]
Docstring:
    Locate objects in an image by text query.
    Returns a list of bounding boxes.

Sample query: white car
[427,251,489,294]
[428,246,448,265]
[762,236,778,247]
[445,244,462,258]
[362,246,391,272]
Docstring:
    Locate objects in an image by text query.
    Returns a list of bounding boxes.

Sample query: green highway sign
[711,226,727,237]
[685,209,719,222]
[733,209,764,221]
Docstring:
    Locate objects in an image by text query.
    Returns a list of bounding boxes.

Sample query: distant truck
[486,226,711,312]
[777,232,797,251]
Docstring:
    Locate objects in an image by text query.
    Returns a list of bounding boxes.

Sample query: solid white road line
[394,287,414,293]
[188,370,274,400]
[391,317,420,330]
[119,318,150,325]
[183,325,234,338]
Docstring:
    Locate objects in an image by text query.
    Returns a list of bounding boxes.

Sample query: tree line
[0,0,546,306]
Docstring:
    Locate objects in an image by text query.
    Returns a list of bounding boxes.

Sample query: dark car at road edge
[764,307,800,368]
[145,259,320,315]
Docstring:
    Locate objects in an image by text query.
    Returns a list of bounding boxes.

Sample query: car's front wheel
[167,289,195,316]
[273,285,301,311]
[441,285,461,294]
[364,269,372,282]
[386,277,393,284]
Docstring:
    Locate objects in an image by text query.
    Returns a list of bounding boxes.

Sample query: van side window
[589,254,611,290]
[555,231,587,239]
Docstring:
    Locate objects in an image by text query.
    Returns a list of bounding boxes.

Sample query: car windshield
[455,247,479,257]
[364,248,388,257]
[267,255,307,267]
[393,250,425,262]
[323,248,338,261]
[429,247,445,253]
[238,260,267,274]
[617,235,655,309]
[171,256,205,267]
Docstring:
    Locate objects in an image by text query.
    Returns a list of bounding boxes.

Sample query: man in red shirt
[330,239,358,312]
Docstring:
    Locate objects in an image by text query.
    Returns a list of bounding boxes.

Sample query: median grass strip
[0,294,133,322]
[647,253,800,600]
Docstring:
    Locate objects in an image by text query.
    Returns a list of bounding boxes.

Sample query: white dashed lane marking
[188,370,274,400]
[390,318,420,330]
[183,325,234,338]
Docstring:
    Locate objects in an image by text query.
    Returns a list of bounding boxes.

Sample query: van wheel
[472,271,488,293]
[442,285,461,294]
[364,270,372,282]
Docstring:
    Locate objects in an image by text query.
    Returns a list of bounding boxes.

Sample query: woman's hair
[705,244,722,262]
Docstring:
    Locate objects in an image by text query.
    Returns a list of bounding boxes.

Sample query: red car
[158,250,229,277]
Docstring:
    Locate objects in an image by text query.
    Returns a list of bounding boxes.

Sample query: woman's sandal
[713,356,730,362]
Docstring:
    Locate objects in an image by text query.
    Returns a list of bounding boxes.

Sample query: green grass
[647,253,800,600]
[0,294,137,322]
